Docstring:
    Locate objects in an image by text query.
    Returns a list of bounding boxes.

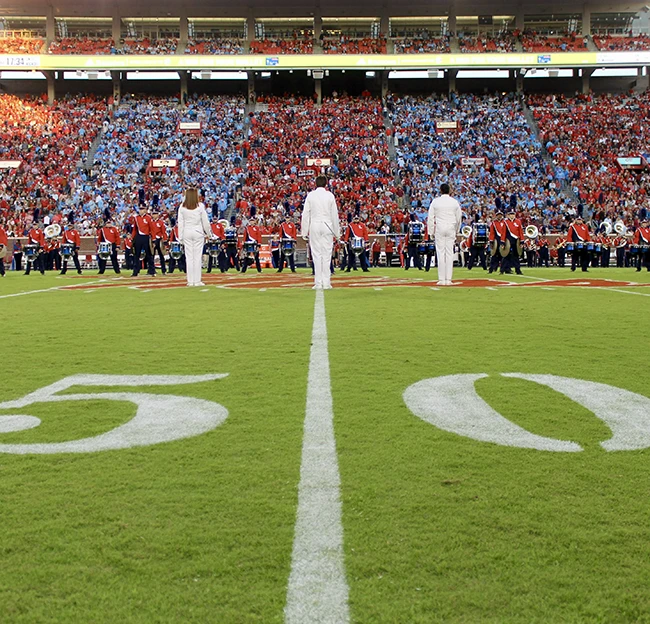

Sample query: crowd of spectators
[520,32,588,52]
[322,36,387,54]
[66,95,246,237]
[391,93,570,233]
[593,34,650,51]
[0,94,108,237]
[241,95,397,233]
[529,92,650,229]
[393,36,450,54]
[249,36,313,55]
[184,38,244,55]
[119,38,178,55]
[0,37,44,54]
[458,33,517,53]
[48,37,116,55]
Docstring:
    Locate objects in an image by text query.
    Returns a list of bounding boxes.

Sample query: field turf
[1,267,650,623]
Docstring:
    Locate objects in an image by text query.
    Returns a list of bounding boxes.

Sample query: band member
[613,232,627,267]
[278,215,297,273]
[524,237,538,268]
[270,235,280,269]
[404,213,424,271]
[130,205,155,277]
[0,221,7,277]
[123,224,134,271]
[371,238,381,268]
[151,210,168,275]
[488,211,507,273]
[241,210,262,273]
[300,174,340,289]
[44,236,61,271]
[633,218,650,271]
[500,209,524,275]
[25,223,46,275]
[601,233,612,268]
[344,213,370,272]
[538,235,550,267]
[207,218,226,273]
[60,224,82,275]
[167,222,186,274]
[555,235,566,267]
[567,215,591,272]
[385,236,394,268]
[467,225,487,271]
[96,219,122,274]
[424,231,435,272]
[428,183,462,286]
[224,217,240,272]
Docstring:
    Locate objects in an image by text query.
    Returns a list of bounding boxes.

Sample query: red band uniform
[207,221,226,273]
[566,217,591,272]
[278,219,297,273]
[489,213,507,273]
[25,225,46,275]
[0,223,8,277]
[500,211,524,275]
[60,227,82,274]
[633,220,650,272]
[130,209,156,277]
[97,223,122,274]
[343,216,370,272]
[241,221,262,273]
[151,214,168,274]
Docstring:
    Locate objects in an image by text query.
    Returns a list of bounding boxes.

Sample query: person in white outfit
[428,183,462,286]
[178,188,213,287]
[301,175,340,289]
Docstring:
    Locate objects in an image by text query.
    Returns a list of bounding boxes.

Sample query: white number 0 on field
[403,373,650,452]
[0,374,229,454]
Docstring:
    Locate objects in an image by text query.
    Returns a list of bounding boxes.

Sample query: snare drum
[576,242,584,251]
[98,241,112,260]
[409,222,423,243]
[586,242,594,252]
[225,227,238,247]
[23,244,39,259]
[244,241,258,256]
[170,241,184,259]
[208,240,221,257]
[472,222,489,246]
[417,243,427,255]
[630,245,639,254]
[566,242,574,252]
[282,238,295,256]
[426,241,436,255]
[351,236,365,255]
[60,244,74,260]
[594,243,602,253]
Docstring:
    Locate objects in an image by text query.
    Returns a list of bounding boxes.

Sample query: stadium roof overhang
[0,0,648,18]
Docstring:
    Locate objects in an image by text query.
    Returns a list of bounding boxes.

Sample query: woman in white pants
[178,188,212,287]
[428,183,462,286]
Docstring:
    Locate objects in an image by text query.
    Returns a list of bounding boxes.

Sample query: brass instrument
[44,223,61,239]
[614,221,627,236]
[525,225,539,239]
[602,222,613,236]
[461,225,472,238]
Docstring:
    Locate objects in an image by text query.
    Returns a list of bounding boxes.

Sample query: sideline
[285,290,350,624]
[598,287,650,298]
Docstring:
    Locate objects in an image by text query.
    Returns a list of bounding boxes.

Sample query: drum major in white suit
[301,176,341,289]
[428,183,462,286]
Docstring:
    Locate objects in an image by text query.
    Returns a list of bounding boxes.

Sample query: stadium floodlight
[365,71,376,78]
[312,70,324,80]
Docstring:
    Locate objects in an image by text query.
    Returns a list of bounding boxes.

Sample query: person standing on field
[428,183,462,286]
[178,187,213,287]
[301,175,340,289]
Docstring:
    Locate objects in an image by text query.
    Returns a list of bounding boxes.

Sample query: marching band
[5,209,650,278]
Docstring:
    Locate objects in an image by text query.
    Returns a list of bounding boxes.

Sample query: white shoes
[197,282,205,286]
[323,285,333,290]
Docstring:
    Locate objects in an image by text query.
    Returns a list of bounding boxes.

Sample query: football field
[1,267,650,623]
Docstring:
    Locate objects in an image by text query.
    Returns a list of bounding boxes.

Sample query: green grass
[1,267,650,623]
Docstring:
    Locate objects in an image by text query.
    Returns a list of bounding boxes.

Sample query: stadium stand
[393,36,450,53]
[529,92,650,227]
[593,34,650,51]
[458,33,517,53]
[0,37,44,54]
[119,38,178,54]
[49,37,116,55]
[184,38,244,54]
[520,31,588,52]
[249,36,313,54]
[391,93,567,231]
[321,36,387,54]
[0,94,107,236]
[242,96,397,233]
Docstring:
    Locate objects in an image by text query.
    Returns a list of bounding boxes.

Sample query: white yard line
[598,287,650,298]
[285,290,349,624]
[0,280,106,300]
